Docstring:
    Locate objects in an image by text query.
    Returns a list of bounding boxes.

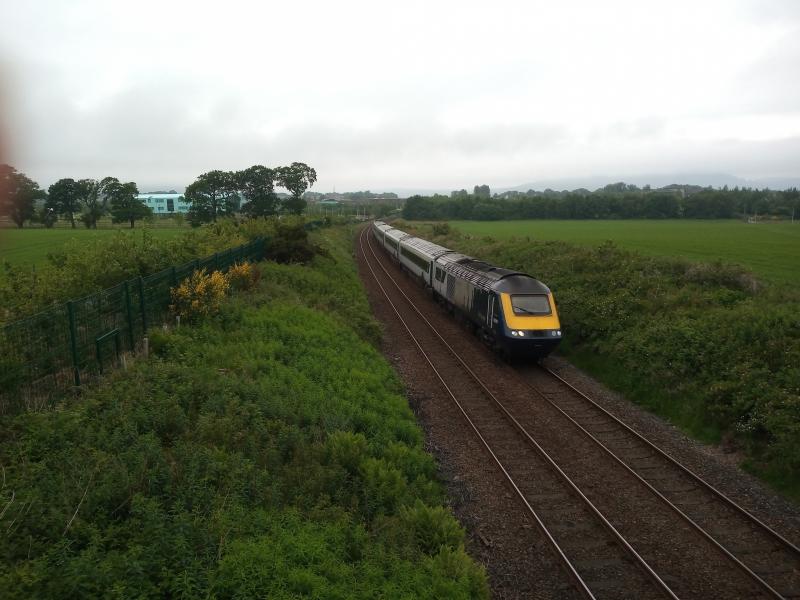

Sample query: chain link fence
[0,237,267,414]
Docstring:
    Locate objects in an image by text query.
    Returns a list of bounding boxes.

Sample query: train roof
[401,236,451,258]
[383,227,410,242]
[436,252,549,293]
[493,274,550,294]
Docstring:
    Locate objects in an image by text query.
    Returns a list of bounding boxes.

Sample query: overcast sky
[1,0,799,192]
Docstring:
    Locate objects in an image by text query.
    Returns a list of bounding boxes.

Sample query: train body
[371,221,562,359]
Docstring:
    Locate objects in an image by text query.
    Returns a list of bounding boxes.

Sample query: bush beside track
[399,221,800,499]
[0,226,488,598]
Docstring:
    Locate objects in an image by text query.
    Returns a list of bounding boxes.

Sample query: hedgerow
[0,226,488,598]
[405,222,800,498]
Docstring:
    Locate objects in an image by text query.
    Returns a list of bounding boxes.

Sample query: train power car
[371,221,562,359]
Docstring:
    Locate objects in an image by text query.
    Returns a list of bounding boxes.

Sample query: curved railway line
[357,225,800,599]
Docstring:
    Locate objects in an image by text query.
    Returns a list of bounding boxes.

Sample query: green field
[447,220,800,285]
[0,228,187,267]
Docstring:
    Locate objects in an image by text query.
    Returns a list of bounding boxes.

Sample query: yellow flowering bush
[170,268,230,322]
[225,261,260,291]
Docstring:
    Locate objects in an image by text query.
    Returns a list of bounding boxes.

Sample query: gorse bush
[169,268,230,322]
[0,226,489,598]
[225,260,260,291]
[410,222,800,497]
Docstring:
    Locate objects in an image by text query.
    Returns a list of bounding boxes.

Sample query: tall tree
[47,178,82,228]
[237,165,278,217]
[473,184,491,199]
[77,178,115,228]
[1,164,46,228]
[277,162,317,215]
[106,179,149,228]
[184,170,238,225]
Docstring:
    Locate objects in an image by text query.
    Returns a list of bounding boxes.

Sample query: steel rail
[360,226,679,600]
[529,365,799,598]
[542,365,800,557]
[514,367,788,599]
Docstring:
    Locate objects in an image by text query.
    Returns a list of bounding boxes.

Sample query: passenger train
[371,221,562,359]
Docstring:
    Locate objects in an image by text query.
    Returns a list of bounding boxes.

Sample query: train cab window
[435,267,446,282]
[510,294,551,316]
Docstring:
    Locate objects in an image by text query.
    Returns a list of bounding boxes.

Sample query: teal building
[137,193,191,214]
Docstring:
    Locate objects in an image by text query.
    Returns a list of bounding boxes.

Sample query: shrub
[170,268,229,322]
[225,261,260,291]
[263,221,319,264]
[399,500,464,555]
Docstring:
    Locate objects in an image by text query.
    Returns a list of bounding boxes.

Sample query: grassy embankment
[399,220,800,500]
[0,226,488,598]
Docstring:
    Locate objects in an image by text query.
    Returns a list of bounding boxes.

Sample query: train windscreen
[510,294,551,316]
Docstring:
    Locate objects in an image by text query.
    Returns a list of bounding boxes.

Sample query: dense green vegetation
[403,184,800,221]
[401,221,800,499]
[0,226,488,598]
[445,220,800,285]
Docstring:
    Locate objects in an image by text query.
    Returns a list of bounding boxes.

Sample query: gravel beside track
[355,226,800,599]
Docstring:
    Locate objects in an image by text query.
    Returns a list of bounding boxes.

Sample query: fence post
[66,300,81,387]
[138,276,148,333]
[123,280,135,350]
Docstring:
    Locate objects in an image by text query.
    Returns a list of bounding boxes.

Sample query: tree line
[403,183,800,221]
[185,162,316,225]
[0,162,316,228]
[0,165,145,229]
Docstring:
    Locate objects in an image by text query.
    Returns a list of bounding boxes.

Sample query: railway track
[516,364,800,599]
[358,225,800,599]
[360,227,676,599]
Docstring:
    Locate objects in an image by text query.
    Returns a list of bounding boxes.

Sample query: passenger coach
[371,221,562,359]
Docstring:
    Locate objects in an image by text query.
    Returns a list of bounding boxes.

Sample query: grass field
[447,220,800,285]
[0,228,187,267]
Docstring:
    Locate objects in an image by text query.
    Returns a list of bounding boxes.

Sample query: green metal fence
[0,237,266,413]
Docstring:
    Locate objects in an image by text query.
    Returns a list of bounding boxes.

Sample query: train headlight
[511,331,518,336]
[517,330,525,337]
